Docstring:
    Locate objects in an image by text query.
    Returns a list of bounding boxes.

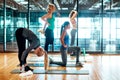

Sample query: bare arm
[70,11,77,20]
[44,51,49,71]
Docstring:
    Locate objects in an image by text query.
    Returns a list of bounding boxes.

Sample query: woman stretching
[69,10,78,56]
[41,3,56,52]
[50,21,70,66]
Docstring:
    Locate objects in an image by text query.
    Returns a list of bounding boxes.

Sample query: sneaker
[25,66,33,71]
[76,62,83,67]
[19,70,33,77]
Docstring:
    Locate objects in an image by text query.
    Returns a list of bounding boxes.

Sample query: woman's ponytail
[60,21,70,35]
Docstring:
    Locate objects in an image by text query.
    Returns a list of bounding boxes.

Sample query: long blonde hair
[47,3,56,12]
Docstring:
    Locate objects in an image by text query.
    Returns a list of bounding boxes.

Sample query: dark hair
[69,10,77,18]
[60,21,70,35]
[70,11,75,18]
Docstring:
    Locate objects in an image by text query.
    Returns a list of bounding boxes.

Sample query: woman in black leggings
[41,3,56,52]
[15,28,44,72]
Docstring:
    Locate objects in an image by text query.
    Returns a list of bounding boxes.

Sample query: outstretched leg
[15,28,26,66]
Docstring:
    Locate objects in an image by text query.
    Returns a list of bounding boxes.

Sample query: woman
[41,3,56,52]
[15,28,45,72]
[69,10,78,56]
[68,10,83,67]
[69,10,77,46]
[50,21,70,66]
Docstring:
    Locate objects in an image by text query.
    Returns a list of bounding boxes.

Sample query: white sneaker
[19,70,33,77]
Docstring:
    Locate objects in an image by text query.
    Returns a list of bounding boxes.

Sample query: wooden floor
[0,53,120,80]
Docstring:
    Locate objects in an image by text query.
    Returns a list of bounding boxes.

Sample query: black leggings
[44,28,54,52]
[15,28,28,66]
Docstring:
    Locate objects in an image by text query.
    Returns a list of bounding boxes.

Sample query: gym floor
[0,53,120,80]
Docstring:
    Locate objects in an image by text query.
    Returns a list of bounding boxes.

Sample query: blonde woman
[41,3,56,52]
[15,28,45,72]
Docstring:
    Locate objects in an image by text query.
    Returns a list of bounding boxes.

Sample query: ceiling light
[61,8,68,10]
[18,1,28,5]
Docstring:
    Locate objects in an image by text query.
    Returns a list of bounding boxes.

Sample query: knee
[67,48,72,53]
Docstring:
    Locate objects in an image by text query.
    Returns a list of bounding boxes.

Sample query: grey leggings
[70,29,77,46]
[68,46,80,63]
[50,46,67,66]
[50,46,81,66]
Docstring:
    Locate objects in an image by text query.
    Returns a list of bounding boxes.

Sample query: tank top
[64,32,69,47]
[62,33,69,49]
[47,14,55,30]
[71,19,77,29]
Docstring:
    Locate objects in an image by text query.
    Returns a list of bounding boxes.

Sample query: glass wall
[0,1,3,51]
[0,0,120,53]
[102,0,120,53]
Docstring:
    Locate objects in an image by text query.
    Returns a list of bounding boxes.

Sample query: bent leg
[61,48,67,66]
[50,47,67,66]
[75,47,80,63]
[68,46,81,62]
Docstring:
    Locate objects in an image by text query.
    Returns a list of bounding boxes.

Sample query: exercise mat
[11,69,89,75]
[27,63,83,67]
